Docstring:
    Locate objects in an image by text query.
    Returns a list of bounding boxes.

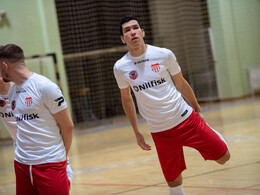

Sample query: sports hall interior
[0,0,259,194]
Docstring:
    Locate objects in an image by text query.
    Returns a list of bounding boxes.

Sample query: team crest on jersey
[151,63,160,73]
[0,100,6,107]
[12,100,16,110]
[25,97,33,107]
[129,70,138,80]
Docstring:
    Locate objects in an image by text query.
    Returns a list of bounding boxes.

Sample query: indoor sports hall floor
[0,97,260,195]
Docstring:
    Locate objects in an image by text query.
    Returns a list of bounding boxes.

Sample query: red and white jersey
[0,94,17,142]
[114,45,192,133]
[8,73,67,165]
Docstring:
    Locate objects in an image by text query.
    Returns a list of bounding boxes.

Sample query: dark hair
[0,44,24,63]
[120,16,141,35]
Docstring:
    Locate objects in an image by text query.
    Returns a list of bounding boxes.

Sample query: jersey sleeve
[113,64,129,89]
[166,49,181,76]
[42,82,67,114]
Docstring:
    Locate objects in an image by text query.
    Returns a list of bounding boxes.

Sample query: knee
[167,174,183,187]
[216,150,230,165]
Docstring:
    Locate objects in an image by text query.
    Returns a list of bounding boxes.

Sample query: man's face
[121,20,145,46]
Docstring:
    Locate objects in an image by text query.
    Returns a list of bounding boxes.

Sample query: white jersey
[0,94,17,142]
[114,45,193,133]
[8,73,68,165]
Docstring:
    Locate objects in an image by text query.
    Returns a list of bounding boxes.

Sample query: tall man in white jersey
[114,16,230,195]
[0,44,74,195]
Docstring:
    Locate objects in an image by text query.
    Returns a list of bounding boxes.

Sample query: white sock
[169,184,185,195]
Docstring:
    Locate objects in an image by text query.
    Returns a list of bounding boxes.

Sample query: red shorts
[151,111,228,182]
[14,160,69,195]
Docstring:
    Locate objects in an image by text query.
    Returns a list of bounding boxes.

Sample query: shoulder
[114,52,131,70]
[31,73,52,83]
[30,73,57,88]
[148,45,172,56]
[26,74,60,97]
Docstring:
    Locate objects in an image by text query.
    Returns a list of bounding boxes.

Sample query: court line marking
[69,131,257,176]
[241,184,260,190]
[80,161,259,195]
[73,156,158,176]
[71,148,196,176]
[71,182,260,192]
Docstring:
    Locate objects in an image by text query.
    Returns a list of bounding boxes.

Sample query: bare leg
[168,174,185,195]
[216,150,230,165]
[167,174,183,187]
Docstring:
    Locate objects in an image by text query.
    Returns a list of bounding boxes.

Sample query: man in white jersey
[0,44,74,195]
[114,16,230,195]
[0,76,73,190]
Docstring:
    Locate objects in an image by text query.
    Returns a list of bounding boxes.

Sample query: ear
[120,35,126,44]
[1,62,8,70]
[142,29,145,38]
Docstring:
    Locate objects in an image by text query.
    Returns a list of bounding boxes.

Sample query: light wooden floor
[0,97,260,195]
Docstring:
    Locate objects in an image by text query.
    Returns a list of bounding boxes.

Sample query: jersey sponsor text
[133,78,166,92]
[0,111,14,118]
[16,113,40,121]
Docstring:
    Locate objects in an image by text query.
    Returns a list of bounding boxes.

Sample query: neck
[14,68,33,85]
[128,42,147,57]
[0,82,13,95]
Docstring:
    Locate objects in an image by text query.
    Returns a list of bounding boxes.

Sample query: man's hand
[135,131,151,151]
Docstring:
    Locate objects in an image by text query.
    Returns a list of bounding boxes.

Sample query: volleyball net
[55,0,217,127]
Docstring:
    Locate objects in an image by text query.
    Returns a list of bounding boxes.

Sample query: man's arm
[120,87,151,150]
[53,108,74,156]
[172,72,205,120]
